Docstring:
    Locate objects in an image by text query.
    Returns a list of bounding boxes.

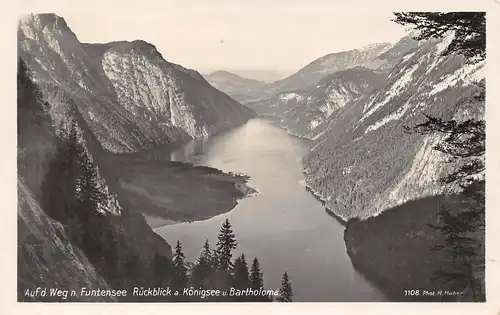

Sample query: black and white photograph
[14,1,490,304]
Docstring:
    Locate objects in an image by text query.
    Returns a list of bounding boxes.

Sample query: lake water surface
[155,118,386,301]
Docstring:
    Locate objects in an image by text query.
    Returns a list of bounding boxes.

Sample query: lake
[154,118,386,302]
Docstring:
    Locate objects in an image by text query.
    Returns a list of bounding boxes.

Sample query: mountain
[18,13,255,154]
[247,36,420,139]
[17,13,257,302]
[363,35,420,71]
[302,33,484,221]
[264,43,392,94]
[231,69,288,83]
[17,57,173,300]
[248,66,387,138]
[203,70,266,102]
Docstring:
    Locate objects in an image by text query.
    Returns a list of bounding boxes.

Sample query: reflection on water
[154,118,386,302]
[170,137,210,163]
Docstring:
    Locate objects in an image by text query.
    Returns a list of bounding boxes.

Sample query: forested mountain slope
[302,33,484,221]
[204,70,266,102]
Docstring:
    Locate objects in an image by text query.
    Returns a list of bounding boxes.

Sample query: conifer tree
[232,254,250,289]
[231,254,251,302]
[171,240,188,293]
[249,257,271,301]
[249,257,264,290]
[393,12,485,63]
[191,240,213,289]
[76,148,106,214]
[277,272,293,302]
[41,119,82,224]
[214,219,237,270]
[200,239,213,267]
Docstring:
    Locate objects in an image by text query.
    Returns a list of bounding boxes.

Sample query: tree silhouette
[171,240,188,295]
[249,257,271,301]
[232,254,250,287]
[277,271,293,302]
[393,12,485,63]
[214,219,237,271]
[191,239,214,289]
[249,257,264,290]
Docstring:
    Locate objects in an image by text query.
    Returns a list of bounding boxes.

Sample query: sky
[23,0,497,80]
[16,0,417,79]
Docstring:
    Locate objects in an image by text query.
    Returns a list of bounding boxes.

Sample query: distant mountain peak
[20,12,69,29]
[264,42,393,94]
[358,42,392,52]
[208,70,244,78]
[210,70,234,75]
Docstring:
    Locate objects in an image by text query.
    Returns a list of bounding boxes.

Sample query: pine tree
[249,257,271,301]
[395,12,485,301]
[171,240,188,294]
[41,119,83,224]
[393,12,485,63]
[277,272,293,302]
[249,257,264,290]
[232,254,250,288]
[214,219,237,270]
[200,239,214,268]
[191,240,213,290]
[231,254,251,302]
[76,148,106,215]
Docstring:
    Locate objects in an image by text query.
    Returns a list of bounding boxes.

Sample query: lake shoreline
[154,118,387,301]
[105,151,258,227]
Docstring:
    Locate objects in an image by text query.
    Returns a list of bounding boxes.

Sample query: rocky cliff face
[18,13,254,154]
[302,33,484,220]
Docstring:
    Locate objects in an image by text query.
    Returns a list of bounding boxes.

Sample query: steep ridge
[363,35,419,71]
[246,36,420,139]
[18,13,254,154]
[264,42,392,94]
[203,70,266,102]
[249,67,387,138]
[18,179,114,302]
[17,59,173,301]
[17,71,114,300]
[302,33,485,221]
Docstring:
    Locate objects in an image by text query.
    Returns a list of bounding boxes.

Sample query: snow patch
[364,100,418,133]
[361,63,419,121]
[401,52,415,62]
[279,92,303,102]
